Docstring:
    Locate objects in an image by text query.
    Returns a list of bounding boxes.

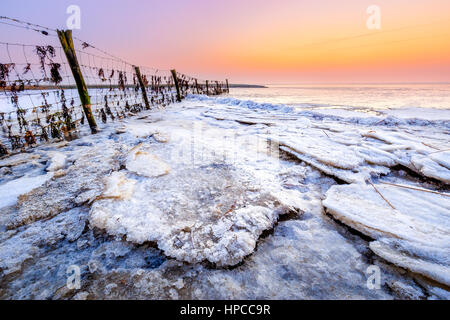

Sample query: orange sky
[4,0,450,83]
[203,0,450,83]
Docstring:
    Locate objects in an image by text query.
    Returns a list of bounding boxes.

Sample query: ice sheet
[323,183,450,285]
[0,173,53,209]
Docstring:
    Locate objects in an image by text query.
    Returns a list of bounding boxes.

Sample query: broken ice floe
[202,109,310,127]
[277,142,389,184]
[1,98,448,299]
[370,239,450,288]
[362,130,450,184]
[88,106,449,270]
[0,207,87,277]
[323,183,450,286]
[126,144,171,177]
[0,173,53,210]
[90,150,300,266]
[411,155,450,184]
[6,141,121,229]
[46,152,67,172]
[121,123,157,138]
[430,151,450,170]
[0,153,41,168]
[272,127,449,185]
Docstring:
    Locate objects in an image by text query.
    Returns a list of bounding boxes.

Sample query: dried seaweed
[40,126,49,142]
[0,63,14,80]
[16,108,29,133]
[40,92,50,115]
[24,130,36,145]
[100,108,107,123]
[118,71,125,90]
[98,68,106,82]
[23,63,31,75]
[35,45,56,77]
[60,89,75,133]
[49,116,62,139]
[9,135,22,150]
[49,63,62,84]
[104,96,114,121]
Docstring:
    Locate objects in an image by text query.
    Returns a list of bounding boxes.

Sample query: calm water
[230,84,450,112]
[2,84,450,119]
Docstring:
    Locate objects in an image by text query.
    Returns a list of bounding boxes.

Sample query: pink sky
[3,0,450,84]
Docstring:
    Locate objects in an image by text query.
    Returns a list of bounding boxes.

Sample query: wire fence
[0,16,229,156]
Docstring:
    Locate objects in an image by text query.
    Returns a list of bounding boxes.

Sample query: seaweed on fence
[9,134,22,150]
[142,74,149,87]
[24,130,36,145]
[31,106,41,128]
[40,92,51,118]
[49,63,63,84]
[100,108,107,123]
[49,114,62,139]
[60,89,76,134]
[16,108,29,133]
[40,125,49,142]
[118,71,126,90]
[23,63,31,75]
[35,45,56,78]
[0,63,14,81]
[98,68,106,82]
[104,96,114,121]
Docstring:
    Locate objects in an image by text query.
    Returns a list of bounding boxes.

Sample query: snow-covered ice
[0,173,53,209]
[46,152,67,172]
[0,94,449,300]
[323,183,450,286]
[125,144,171,177]
[89,127,303,266]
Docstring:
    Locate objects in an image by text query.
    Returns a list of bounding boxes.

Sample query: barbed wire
[0,16,56,35]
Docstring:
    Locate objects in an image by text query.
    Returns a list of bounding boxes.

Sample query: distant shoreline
[229,84,268,88]
[1,83,268,92]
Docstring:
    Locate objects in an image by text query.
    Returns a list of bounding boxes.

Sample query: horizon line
[242,81,450,86]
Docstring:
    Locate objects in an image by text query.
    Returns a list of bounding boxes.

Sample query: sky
[2,0,450,84]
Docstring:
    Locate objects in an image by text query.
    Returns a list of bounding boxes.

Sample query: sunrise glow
[3,1,450,82]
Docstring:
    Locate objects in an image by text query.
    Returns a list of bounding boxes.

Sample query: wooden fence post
[195,79,200,94]
[134,66,150,109]
[57,29,98,134]
[226,79,229,93]
[206,80,209,95]
[170,69,182,102]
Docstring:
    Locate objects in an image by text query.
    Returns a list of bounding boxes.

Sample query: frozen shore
[0,96,449,300]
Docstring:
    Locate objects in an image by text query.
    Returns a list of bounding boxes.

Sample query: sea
[227,83,450,121]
